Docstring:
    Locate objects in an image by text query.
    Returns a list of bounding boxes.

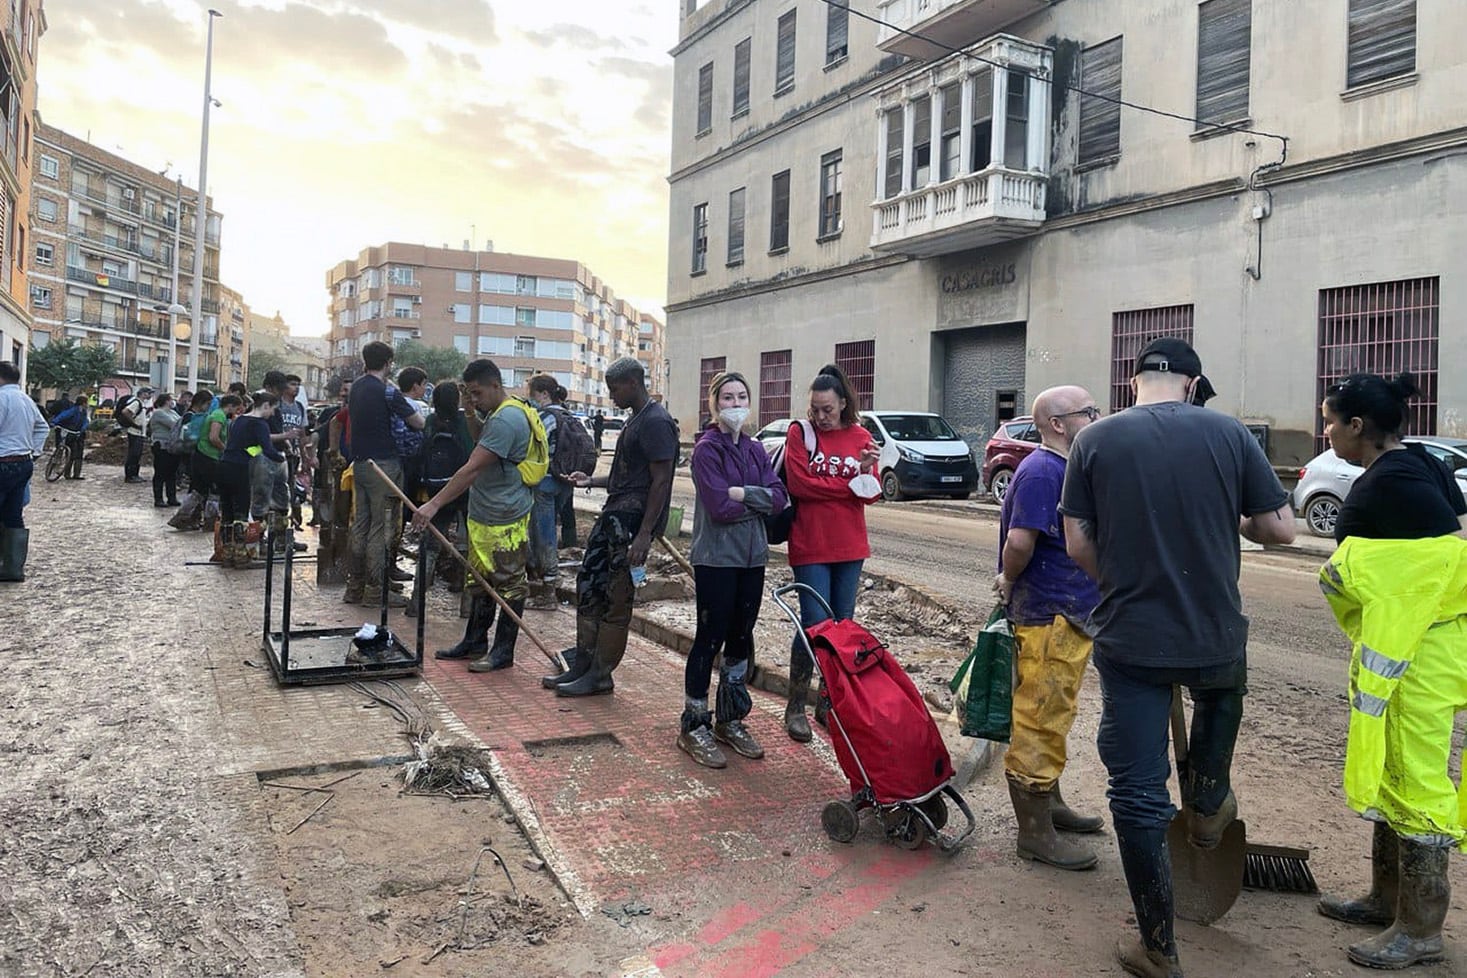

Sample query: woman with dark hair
[1316,372,1467,970]
[146,393,182,508]
[410,380,473,609]
[781,363,882,741]
[216,391,284,568]
[677,370,787,768]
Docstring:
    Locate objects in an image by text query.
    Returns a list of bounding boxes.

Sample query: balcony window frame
[38,153,57,179]
[696,61,714,136]
[769,170,791,254]
[912,94,932,187]
[939,82,962,181]
[883,108,904,199]
[1004,69,1029,170]
[971,69,995,172]
[691,202,709,275]
[775,10,797,97]
[732,37,752,118]
[818,150,843,240]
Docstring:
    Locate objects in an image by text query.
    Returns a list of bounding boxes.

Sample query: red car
[981,416,1041,503]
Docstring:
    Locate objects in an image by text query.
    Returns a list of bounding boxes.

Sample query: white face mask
[718,407,750,430]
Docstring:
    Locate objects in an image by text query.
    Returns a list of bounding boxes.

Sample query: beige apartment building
[325,243,666,412]
[246,308,329,402]
[28,122,227,395]
[667,0,1467,465]
[0,0,44,382]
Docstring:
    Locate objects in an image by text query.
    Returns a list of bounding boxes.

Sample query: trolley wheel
[881,807,930,851]
[44,449,66,483]
[822,800,860,844]
[918,794,949,831]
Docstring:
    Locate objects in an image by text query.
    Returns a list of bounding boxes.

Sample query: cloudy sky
[39,0,676,335]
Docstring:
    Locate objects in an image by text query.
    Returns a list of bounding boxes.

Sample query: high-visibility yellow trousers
[1004,615,1093,791]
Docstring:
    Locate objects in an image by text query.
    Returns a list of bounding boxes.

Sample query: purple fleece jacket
[688,424,789,568]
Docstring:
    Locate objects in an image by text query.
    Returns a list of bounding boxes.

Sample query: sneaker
[713,720,765,760]
[677,726,728,769]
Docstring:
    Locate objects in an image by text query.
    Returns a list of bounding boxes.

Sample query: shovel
[1167,686,1246,925]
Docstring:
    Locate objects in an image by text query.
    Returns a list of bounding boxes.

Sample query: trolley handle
[771,582,836,624]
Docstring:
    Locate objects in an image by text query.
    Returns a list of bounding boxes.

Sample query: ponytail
[1324,371,1418,441]
[810,363,861,426]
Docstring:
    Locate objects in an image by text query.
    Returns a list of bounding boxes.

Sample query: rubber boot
[785,651,813,743]
[525,580,558,611]
[1009,780,1098,871]
[1187,789,1237,850]
[470,598,522,672]
[556,622,628,697]
[1051,781,1105,834]
[0,528,29,582]
[232,521,258,569]
[436,594,494,660]
[543,615,598,689]
[1319,822,1399,927]
[1348,839,1449,969]
[210,518,227,564]
[1114,826,1182,978]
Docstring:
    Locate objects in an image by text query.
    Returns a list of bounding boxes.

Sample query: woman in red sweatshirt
[782,363,881,742]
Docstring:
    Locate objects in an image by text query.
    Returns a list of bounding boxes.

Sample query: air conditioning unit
[411,329,422,339]
[412,295,422,304]
[122,188,135,200]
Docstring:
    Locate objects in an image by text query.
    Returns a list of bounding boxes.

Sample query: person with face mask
[675,371,789,768]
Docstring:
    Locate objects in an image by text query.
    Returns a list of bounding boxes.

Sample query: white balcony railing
[871,167,1046,254]
[876,0,1054,59]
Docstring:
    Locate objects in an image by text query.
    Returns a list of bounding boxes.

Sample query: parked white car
[1293,437,1467,537]
[754,418,793,454]
[858,410,980,501]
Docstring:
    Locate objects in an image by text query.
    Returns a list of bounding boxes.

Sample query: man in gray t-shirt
[1058,338,1294,978]
[412,358,538,673]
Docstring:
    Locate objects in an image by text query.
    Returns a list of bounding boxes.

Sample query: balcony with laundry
[869,35,1052,257]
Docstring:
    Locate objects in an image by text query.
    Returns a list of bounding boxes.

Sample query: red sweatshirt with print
[785,421,878,567]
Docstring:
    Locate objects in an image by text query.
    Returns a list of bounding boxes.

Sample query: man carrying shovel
[1059,339,1294,978]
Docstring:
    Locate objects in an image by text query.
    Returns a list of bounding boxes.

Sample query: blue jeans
[528,476,559,583]
[789,559,864,683]
[1094,651,1247,832]
[0,457,34,528]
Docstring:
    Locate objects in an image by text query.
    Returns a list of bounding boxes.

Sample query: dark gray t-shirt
[1059,402,1288,668]
[604,401,680,530]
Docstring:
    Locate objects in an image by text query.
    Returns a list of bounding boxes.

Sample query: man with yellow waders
[412,358,548,673]
[1317,536,1467,968]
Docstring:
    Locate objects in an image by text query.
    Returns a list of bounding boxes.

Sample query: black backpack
[114,394,138,431]
[550,408,598,479]
[420,427,468,497]
[763,421,816,546]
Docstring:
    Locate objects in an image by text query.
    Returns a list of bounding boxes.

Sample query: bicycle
[43,427,76,483]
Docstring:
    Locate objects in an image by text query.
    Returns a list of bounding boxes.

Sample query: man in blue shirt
[0,361,52,582]
[995,386,1103,872]
[50,395,89,480]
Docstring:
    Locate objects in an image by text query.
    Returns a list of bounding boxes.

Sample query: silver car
[1293,437,1467,537]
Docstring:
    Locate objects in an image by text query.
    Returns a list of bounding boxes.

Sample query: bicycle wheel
[44,446,67,482]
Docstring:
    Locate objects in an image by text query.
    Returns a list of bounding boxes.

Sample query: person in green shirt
[192,394,241,506]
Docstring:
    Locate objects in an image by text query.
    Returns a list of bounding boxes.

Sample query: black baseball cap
[1134,337,1202,378]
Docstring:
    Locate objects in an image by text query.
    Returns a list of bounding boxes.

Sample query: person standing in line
[543,358,678,697]
[1315,372,1467,971]
[191,392,237,552]
[50,395,89,480]
[117,388,150,484]
[1059,338,1294,978]
[257,372,306,553]
[0,361,51,582]
[170,390,216,529]
[216,392,284,569]
[993,386,1105,870]
[525,374,564,610]
[677,371,787,769]
[279,374,310,530]
[146,393,182,508]
[413,359,535,672]
[344,342,424,609]
[549,385,585,548]
[781,364,881,742]
[410,380,472,608]
[592,410,605,452]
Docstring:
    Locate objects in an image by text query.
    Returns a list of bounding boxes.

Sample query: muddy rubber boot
[1051,781,1105,834]
[1009,780,1098,871]
[1114,826,1181,978]
[556,622,627,697]
[231,522,259,569]
[437,595,494,660]
[470,599,522,672]
[785,652,813,743]
[541,648,582,689]
[210,519,227,564]
[1319,822,1399,927]
[0,528,29,582]
[525,581,558,611]
[542,615,598,688]
[1187,789,1238,850]
[1348,839,1449,969]
[1116,939,1184,978]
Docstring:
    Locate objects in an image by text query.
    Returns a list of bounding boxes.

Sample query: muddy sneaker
[1116,938,1182,978]
[678,726,727,769]
[714,720,765,760]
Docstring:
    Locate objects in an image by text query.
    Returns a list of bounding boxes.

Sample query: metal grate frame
[1109,305,1195,412]
[834,339,876,411]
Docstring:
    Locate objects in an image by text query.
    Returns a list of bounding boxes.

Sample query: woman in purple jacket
[678,371,788,769]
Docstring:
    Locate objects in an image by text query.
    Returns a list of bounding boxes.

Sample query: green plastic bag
[949,605,1015,742]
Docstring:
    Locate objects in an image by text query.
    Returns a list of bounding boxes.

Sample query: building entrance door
[938,322,1026,453]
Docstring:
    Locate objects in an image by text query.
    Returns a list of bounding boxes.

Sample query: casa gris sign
[941,263,1018,293]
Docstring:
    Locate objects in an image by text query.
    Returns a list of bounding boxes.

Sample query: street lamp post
[186,8,222,391]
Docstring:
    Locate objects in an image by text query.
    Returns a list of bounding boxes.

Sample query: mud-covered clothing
[784,422,877,567]
[466,514,530,604]
[1004,616,1094,792]
[576,510,640,659]
[999,447,1099,628]
[603,401,678,535]
[1336,443,1466,543]
[688,424,786,568]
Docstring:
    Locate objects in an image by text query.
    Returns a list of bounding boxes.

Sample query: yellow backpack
[495,397,550,486]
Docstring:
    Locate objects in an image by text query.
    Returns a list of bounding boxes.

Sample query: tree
[27,339,119,394]
[246,348,292,390]
[392,340,467,384]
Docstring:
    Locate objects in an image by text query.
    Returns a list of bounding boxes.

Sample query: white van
[858,410,980,501]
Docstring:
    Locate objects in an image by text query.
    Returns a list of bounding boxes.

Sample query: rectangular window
[538,310,576,330]
[939,83,962,181]
[1079,37,1124,164]
[481,272,516,294]
[455,271,472,292]
[699,356,727,427]
[1348,0,1415,88]
[516,306,537,328]
[834,340,875,411]
[537,339,574,360]
[819,150,843,238]
[535,278,576,299]
[37,198,56,222]
[478,335,513,356]
[1005,69,1029,169]
[884,108,904,198]
[34,242,51,266]
[516,274,538,295]
[514,335,536,358]
[1317,277,1439,449]
[1110,305,1195,412]
[912,94,932,186]
[825,0,848,64]
[30,285,50,309]
[696,62,714,135]
[388,265,415,285]
[478,304,515,325]
[453,303,471,324]
[759,349,792,426]
[971,69,994,171]
[1196,0,1252,125]
[769,170,791,252]
[691,202,709,274]
[732,37,752,117]
[453,334,471,354]
[727,188,746,265]
[39,154,57,179]
[775,10,797,96]
[392,299,413,317]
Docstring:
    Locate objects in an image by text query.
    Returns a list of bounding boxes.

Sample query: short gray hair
[604,357,645,386]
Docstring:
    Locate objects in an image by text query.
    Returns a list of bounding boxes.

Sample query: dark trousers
[0,458,33,528]
[151,444,180,503]
[685,564,766,701]
[191,452,219,500]
[64,431,84,478]
[556,481,577,547]
[124,434,146,479]
[216,460,252,524]
[575,510,639,658]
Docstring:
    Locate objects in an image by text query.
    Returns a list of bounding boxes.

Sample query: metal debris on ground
[400,736,496,798]
[422,846,567,960]
[600,899,653,927]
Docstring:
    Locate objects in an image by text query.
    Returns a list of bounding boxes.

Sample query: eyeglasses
[1055,406,1101,421]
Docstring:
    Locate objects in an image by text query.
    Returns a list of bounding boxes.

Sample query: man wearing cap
[1059,338,1295,978]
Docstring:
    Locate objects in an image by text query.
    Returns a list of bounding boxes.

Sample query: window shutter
[776,11,797,94]
[826,1,849,63]
[1078,38,1123,164]
[733,38,751,116]
[696,62,713,134]
[727,188,745,264]
[1347,0,1415,88]
[770,170,791,251]
[1196,0,1251,125]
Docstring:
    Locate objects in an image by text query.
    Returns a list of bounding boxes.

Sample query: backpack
[495,397,551,486]
[114,394,138,432]
[420,427,468,496]
[764,420,816,546]
[389,388,425,461]
[167,411,199,455]
[548,406,597,480]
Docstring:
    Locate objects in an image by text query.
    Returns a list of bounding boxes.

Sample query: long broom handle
[657,535,696,579]
[365,460,564,670]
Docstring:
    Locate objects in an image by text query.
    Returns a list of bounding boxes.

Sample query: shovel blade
[1168,816,1246,925]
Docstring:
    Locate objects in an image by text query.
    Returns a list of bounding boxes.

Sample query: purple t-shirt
[998,447,1100,628]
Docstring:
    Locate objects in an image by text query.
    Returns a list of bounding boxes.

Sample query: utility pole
[187,8,222,390]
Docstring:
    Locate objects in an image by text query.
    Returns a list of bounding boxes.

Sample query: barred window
[699,356,727,428]
[834,340,875,412]
[1110,305,1195,412]
[759,350,792,426]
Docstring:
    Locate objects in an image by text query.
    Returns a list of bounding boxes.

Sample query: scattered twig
[261,770,362,795]
[285,793,335,835]
[456,846,520,950]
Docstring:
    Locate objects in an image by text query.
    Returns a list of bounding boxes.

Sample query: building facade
[0,0,44,382]
[324,243,666,412]
[217,283,250,389]
[28,122,225,394]
[667,0,1466,466]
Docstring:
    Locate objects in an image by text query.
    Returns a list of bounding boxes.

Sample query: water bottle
[630,564,647,588]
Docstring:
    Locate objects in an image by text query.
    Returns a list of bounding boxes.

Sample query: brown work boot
[1319,821,1398,927]
[1116,937,1183,978]
[1009,780,1098,871]
[1051,781,1105,834]
[1187,789,1237,849]
[1348,839,1449,969]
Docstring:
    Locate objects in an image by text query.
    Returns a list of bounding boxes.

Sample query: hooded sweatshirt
[689,423,787,568]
